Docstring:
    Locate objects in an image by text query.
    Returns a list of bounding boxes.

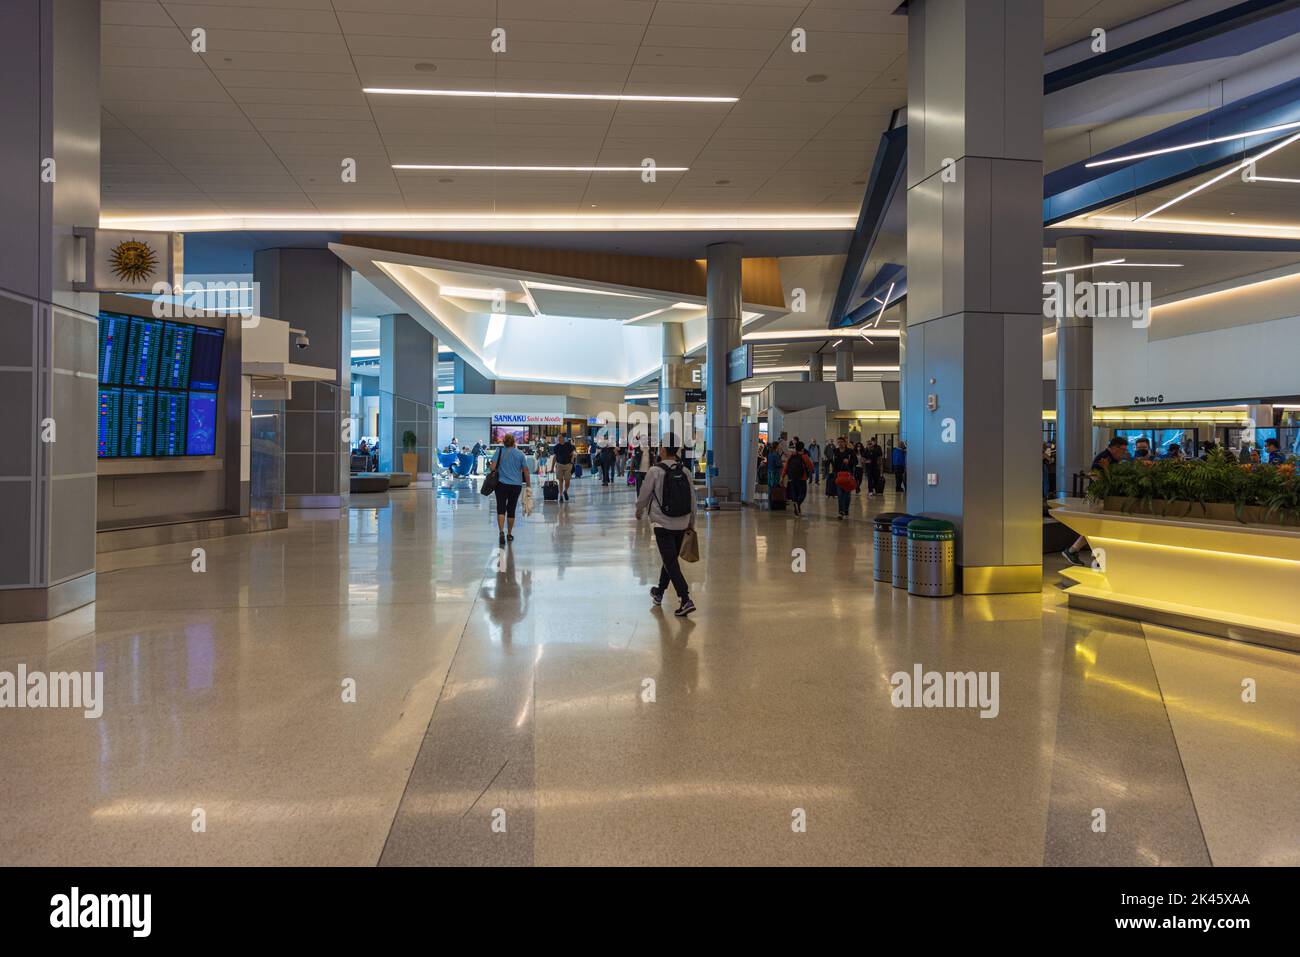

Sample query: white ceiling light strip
[1135,130,1300,222]
[394,164,688,172]
[743,329,900,341]
[100,213,856,232]
[873,282,896,327]
[1084,119,1300,168]
[1041,258,1126,274]
[365,87,737,103]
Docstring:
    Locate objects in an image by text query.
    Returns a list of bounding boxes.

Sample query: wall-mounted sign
[491,413,565,425]
[435,401,445,409]
[74,228,182,293]
[685,389,706,404]
[665,360,705,390]
[727,343,753,384]
[1132,394,1165,405]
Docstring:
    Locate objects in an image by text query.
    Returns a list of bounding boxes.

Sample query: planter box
[1098,496,1299,528]
[1053,506,1300,652]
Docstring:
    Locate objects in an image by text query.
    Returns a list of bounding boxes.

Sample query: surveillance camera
[295,333,310,350]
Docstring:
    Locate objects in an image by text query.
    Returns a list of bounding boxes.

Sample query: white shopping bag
[521,485,535,516]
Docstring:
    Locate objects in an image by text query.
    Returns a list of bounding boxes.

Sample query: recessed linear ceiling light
[439,285,516,300]
[1041,258,1126,274]
[1136,130,1300,222]
[365,87,737,103]
[750,365,900,374]
[394,164,688,172]
[1084,119,1300,168]
[99,212,857,232]
[1083,214,1300,238]
[743,328,900,341]
[524,281,648,298]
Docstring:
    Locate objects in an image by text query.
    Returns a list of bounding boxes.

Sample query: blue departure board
[98,313,130,385]
[158,323,194,390]
[97,388,124,458]
[124,318,165,388]
[186,392,218,456]
[97,312,225,458]
[154,392,189,456]
[120,388,157,457]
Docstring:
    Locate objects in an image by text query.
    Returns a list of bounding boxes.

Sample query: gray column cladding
[835,340,854,381]
[808,352,825,382]
[379,313,435,475]
[254,248,352,504]
[1054,235,1095,497]
[0,0,101,621]
[902,0,1044,592]
[705,243,743,496]
[659,321,687,444]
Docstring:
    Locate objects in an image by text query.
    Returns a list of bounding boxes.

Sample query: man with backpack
[635,434,697,617]
[781,440,813,516]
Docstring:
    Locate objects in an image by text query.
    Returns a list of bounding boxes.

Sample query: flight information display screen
[97,312,225,458]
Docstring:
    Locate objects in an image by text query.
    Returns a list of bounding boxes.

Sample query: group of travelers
[759,436,906,519]
[480,432,698,617]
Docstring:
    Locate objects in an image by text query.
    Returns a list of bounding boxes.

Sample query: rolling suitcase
[770,483,787,511]
[543,480,560,501]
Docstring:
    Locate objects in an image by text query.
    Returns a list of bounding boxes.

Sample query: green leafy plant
[1084,450,1300,525]
[402,430,418,453]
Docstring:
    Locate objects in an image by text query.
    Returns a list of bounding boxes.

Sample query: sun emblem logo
[108,239,159,284]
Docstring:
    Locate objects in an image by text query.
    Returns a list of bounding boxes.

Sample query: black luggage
[543,480,560,501]
[770,483,787,511]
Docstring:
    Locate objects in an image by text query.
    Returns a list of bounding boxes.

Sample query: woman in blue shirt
[491,434,530,546]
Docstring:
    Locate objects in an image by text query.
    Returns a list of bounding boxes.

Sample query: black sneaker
[507,533,514,542]
[1061,549,1086,567]
[650,587,664,606]
[674,598,696,617]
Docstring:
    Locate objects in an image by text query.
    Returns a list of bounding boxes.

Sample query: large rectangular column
[705,243,743,498]
[903,0,1044,594]
[254,248,352,508]
[0,0,101,621]
[1053,235,1095,497]
[379,313,435,477]
[808,352,824,382]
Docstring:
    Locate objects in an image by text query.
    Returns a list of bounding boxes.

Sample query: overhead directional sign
[726,343,753,384]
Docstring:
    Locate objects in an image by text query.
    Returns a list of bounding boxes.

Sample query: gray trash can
[873,512,906,583]
[907,519,956,597]
[890,515,920,589]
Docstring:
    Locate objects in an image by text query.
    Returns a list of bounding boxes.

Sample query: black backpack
[655,462,693,517]
[786,453,806,480]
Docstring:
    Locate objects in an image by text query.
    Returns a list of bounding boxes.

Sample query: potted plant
[1083,447,1300,527]
[401,430,418,479]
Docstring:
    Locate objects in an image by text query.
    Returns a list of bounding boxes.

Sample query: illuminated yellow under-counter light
[1042,410,1249,424]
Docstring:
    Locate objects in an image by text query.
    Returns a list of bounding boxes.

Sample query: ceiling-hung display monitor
[96,313,226,458]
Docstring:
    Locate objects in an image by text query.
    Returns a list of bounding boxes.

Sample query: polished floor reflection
[1,474,1295,865]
